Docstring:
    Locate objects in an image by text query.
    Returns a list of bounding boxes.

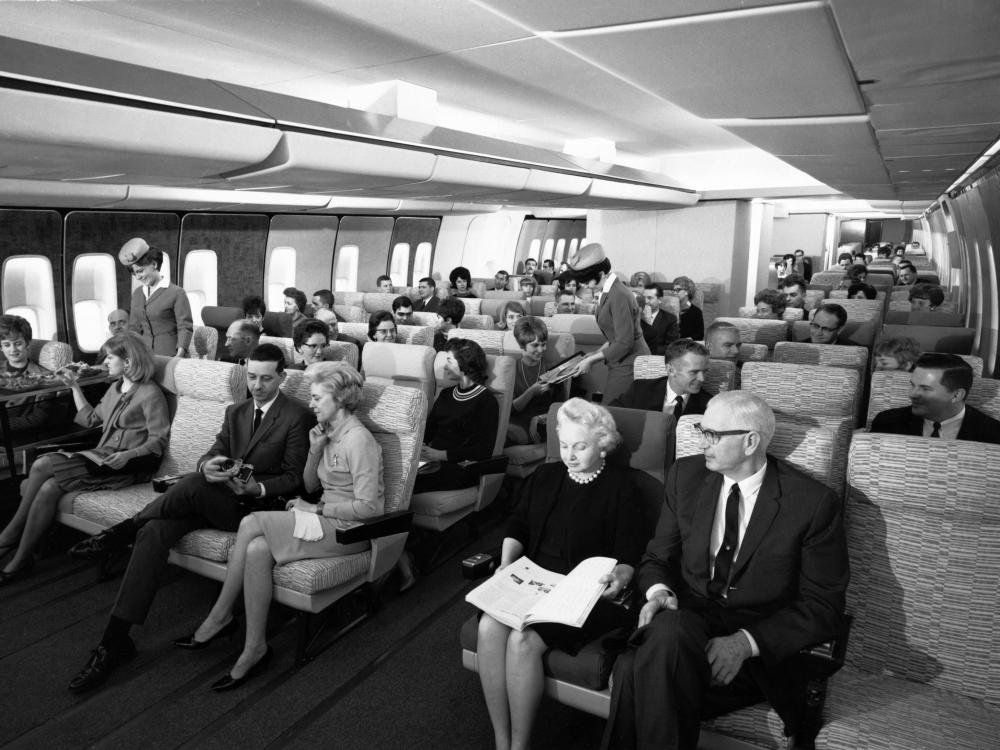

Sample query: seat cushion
[701,705,786,749]
[410,487,476,518]
[174,528,237,562]
[816,666,1000,750]
[68,483,159,527]
[271,552,372,595]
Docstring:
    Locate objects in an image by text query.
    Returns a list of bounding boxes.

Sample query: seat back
[360,292,399,315]
[200,306,243,332]
[810,270,846,287]
[15,340,73,372]
[361,342,436,409]
[773,341,868,372]
[260,335,296,367]
[261,311,295,337]
[736,306,803,322]
[830,289,887,301]
[884,310,965,327]
[544,314,606,348]
[480,298,523,322]
[879,324,975,354]
[188,325,219,360]
[803,289,826,311]
[157,359,245,476]
[712,318,789,350]
[455,297,483,316]
[633,354,736,395]
[447,327,506,355]
[867,370,1000,428]
[325,340,360,369]
[411,311,438,328]
[675,414,841,495]
[336,292,365,308]
[845,433,1000,704]
[791,319,877,349]
[396,324,435,347]
[333,304,367,323]
[458,313,496,330]
[736,342,769,362]
[481,290,526,300]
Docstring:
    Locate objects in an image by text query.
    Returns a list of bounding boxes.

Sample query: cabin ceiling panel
[0,89,282,185]
[826,184,898,201]
[550,4,864,119]
[479,0,794,32]
[777,155,890,186]
[721,121,878,157]
[879,142,987,159]
[884,155,969,175]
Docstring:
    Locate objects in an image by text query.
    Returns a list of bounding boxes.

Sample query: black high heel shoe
[173,616,239,650]
[210,646,272,692]
[0,560,34,587]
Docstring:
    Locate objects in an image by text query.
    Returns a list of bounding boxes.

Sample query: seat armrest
[457,455,509,477]
[462,550,500,580]
[335,510,413,544]
[798,613,852,679]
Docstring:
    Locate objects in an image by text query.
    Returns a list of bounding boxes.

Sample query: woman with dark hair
[848,283,878,300]
[753,289,786,319]
[507,317,559,445]
[414,338,498,494]
[495,301,525,332]
[449,266,477,298]
[367,310,398,343]
[476,398,644,750]
[283,287,309,327]
[291,319,330,369]
[0,332,169,584]
[241,295,266,329]
[568,243,650,403]
[119,237,193,357]
[180,362,384,689]
[0,314,53,435]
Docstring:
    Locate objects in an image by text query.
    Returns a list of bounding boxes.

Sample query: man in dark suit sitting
[66,343,313,692]
[602,391,849,750]
[640,284,680,355]
[414,277,441,313]
[803,303,847,345]
[870,352,1000,443]
[611,339,712,418]
[778,274,809,321]
[219,319,260,366]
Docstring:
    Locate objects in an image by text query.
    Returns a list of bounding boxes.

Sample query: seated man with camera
[66,343,313,693]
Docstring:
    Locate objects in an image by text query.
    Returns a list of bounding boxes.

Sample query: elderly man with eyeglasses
[602,391,849,750]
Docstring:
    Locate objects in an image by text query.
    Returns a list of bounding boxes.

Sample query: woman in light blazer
[0,332,170,584]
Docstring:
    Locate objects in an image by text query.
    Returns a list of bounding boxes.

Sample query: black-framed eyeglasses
[809,322,840,334]
[692,423,751,445]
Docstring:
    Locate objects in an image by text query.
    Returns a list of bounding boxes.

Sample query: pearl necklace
[567,459,606,485]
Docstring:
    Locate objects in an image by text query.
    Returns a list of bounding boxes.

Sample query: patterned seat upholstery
[803,289,826,311]
[362,341,436,412]
[736,306,804,322]
[712,318,789,350]
[675,414,841,495]
[458,313,495,330]
[32,340,73,372]
[409,354,515,531]
[812,434,1000,749]
[867,370,1000,428]
[333,304,367,323]
[738,343,770,362]
[455,297,483,315]
[446,328,506,354]
[58,358,245,533]
[188,325,218,360]
[633,354,736,395]
[261,335,359,370]
[360,292,399,315]
[773,342,868,372]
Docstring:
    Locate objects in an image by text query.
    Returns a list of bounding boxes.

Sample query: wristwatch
[315,501,325,516]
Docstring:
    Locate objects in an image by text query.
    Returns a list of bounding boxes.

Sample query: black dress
[505,462,646,653]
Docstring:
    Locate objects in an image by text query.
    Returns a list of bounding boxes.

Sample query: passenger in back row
[375,275,393,294]
[611,339,712,418]
[673,276,704,340]
[449,266,477,298]
[804,303,847,345]
[391,295,414,326]
[752,289,786,319]
[640,284,680,355]
[777,274,809,320]
[221,319,261,366]
[283,287,309,328]
[66,343,312,693]
[433,296,466,352]
[241,295,266,330]
[705,321,742,361]
[0,333,170,586]
[870,353,1000,443]
[909,283,945,312]
[414,276,441,313]
[120,238,193,358]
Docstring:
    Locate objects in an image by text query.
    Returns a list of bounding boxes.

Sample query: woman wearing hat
[119,238,193,358]
[567,242,649,402]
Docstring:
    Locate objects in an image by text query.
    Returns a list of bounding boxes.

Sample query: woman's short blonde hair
[556,397,621,453]
[304,361,364,412]
[105,332,156,384]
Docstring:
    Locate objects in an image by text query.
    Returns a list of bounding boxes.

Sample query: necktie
[709,484,740,599]
[251,408,263,436]
[673,395,684,420]
[931,421,941,438]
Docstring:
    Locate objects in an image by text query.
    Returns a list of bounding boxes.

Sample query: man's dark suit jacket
[640,310,680,356]
[638,455,848,722]
[870,404,1000,445]
[610,377,712,415]
[414,296,441,313]
[196,391,313,498]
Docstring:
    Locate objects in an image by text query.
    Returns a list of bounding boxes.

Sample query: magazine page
[56,446,114,466]
[465,557,566,631]
[523,556,616,628]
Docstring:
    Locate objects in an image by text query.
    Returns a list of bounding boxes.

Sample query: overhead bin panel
[104,186,331,212]
[0,89,282,186]
[368,156,529,199]
[221,132,437,192]
[528,180,700,209]
[0,178,128,208]
[312,197,402,213]
[488,170,593,204]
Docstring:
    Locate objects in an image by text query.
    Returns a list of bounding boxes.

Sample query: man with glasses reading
[804,302,847,345]
[602,391,848,750]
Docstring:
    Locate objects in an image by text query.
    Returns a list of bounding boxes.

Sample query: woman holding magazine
[0,332,169,585]
[476,398,646,750]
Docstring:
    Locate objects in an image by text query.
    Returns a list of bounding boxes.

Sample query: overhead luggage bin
[103,186,332,213]
[0,89,282,186]
[485,170,592,204]
[313,196,402,213]
[363,155,530,199]
[221,131,437,192]
[0,178,128,209]
[528,178,699,209]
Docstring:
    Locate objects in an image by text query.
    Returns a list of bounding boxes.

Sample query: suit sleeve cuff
[646,583,676,601]
[258,482,266,497]
[739,628,760,657]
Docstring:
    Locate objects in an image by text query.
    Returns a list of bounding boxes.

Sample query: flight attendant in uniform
[570,243,649,403]
[120,237,193,358]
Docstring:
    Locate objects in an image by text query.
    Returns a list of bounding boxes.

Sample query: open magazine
[541,351,585,385]
[56,445,115,466]
[465,555,616,631]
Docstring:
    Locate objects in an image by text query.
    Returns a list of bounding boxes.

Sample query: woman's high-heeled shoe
[0,560,34,587]
[173,616,239,650]
[210,646,272,692]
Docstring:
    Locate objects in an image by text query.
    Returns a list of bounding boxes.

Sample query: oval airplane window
[390,242,410,287]
[528,239,541,264]
[566,238,579,261]
[71,253,118,351]
[335,245,359,292]
[413,242,433,284]
[182,249,218,326]
[554,238,566,264]
[266,246,297,314]
[541,238,555,263]
[2,255,58,341]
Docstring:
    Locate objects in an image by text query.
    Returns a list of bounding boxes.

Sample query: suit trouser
[601,603,767,750]
[111,472,245,624]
